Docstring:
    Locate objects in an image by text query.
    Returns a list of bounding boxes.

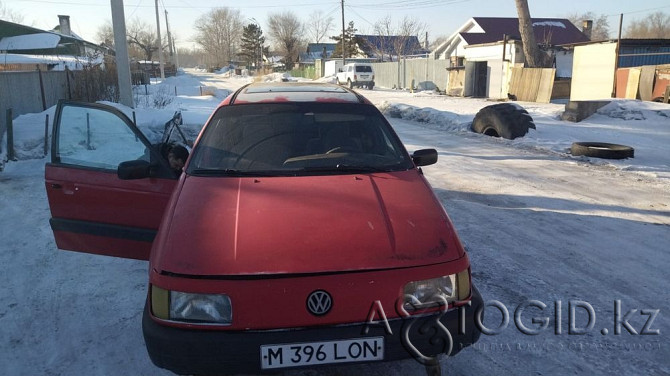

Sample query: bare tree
[566,12,610,40]
[95,20,114,48]
[267,11,304,70]
[306,10,334,43]
[127,18,160,61]
[625,11,670,38]
[194,8,244,68]
[373,15,394,61]
[372,15,426,62]
[515,0,551,68]
[0,1,23,23]
[394,16,426,57]
[429,35,448,51]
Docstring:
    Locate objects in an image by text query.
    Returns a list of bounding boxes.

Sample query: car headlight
[151,285,232,325]
[402,270,470,311]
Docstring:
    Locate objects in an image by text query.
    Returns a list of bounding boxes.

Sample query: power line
[14,0,341,9]
[605,5,670,17]
[128,0,144,19]
[351,0,469,10]
[345,5,375,28]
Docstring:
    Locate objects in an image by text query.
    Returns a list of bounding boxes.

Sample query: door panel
[46,102,178,260]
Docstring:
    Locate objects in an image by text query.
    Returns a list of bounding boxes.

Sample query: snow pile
[262,72,296,82]
[4,109,56,161]
[315,75,337,84]
[214,66,232,75]
[378,101,472,132]
[596,100,670,121]
[139,74,232,99]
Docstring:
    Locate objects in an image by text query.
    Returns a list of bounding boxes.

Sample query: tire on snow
[570,142,634,159]
[471,103,535,140]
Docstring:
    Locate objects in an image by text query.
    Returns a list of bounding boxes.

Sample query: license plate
[260,337,384,369]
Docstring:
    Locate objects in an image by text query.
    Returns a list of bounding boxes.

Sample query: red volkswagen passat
[46,82,482,375]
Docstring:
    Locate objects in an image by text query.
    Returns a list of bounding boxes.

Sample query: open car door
[45,101,179,260]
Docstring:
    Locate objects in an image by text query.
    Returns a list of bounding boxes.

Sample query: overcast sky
[3,0,670,50]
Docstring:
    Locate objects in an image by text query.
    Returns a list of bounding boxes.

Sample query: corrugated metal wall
[0,71,69,153]
[619,45,670,68]
[370,59,450,91]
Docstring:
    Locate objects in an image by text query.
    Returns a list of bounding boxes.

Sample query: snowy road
[1,74,669,375]
[392,118,670,375]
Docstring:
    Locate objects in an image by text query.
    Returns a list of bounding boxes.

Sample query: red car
[46,82,482,375]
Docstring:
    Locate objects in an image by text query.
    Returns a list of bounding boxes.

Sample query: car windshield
[187,102,413,176]
[355,66,373,73]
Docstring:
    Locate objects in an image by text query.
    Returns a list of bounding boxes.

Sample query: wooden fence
[508,67,557,103]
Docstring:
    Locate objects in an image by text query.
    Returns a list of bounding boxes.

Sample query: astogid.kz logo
[362,298,661,365]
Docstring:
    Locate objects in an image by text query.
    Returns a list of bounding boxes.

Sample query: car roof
[227,82,369,105]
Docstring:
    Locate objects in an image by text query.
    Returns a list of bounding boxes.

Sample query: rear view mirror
[411,149,438,167]
[118,160,151,180]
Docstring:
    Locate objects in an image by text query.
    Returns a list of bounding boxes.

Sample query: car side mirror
[118,160,151,180]
[411,149,438,167]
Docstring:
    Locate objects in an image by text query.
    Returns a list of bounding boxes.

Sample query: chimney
[582,20,593,40]
[58,15,71,36]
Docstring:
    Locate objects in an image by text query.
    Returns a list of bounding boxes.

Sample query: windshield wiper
[300,164,392,174]
[190,169,283,177]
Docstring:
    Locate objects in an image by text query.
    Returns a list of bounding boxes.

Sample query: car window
[56,105,147,170]
[188,103,413,176]
[355,65,373,73]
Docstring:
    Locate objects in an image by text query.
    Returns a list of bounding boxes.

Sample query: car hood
[151,170,464,276]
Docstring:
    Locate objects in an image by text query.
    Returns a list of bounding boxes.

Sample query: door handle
[50,183,62,189]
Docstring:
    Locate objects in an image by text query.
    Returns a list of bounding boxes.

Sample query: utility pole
[154,0,165,79]
[341,0,346,66]
[173,36,179,69]
[110,0,133,108]
[165,10,173,60]
[612,13,623,98]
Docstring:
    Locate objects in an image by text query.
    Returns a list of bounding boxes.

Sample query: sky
[1,70,669,375]
[3,0,670,50]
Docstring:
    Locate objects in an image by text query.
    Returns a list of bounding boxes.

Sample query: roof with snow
[299,43,337,63]
[0,19,106,57]
[462,17,590,46]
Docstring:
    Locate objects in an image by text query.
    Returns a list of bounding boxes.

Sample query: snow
[532,21,567,29]
[0,52,103,70]
[1,70,669,375]
[0,33,60,50]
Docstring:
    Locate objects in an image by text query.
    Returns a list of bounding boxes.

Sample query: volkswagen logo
[306,290,332,316]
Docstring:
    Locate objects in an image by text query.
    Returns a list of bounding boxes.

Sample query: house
[0,16,108,71]
[568,39,670,101]
[431,17,590,98]
[299,43,337,66]
[356,34,428,61]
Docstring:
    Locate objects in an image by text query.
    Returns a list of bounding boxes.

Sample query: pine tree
[332,21,363,58]
[240,23,265,70]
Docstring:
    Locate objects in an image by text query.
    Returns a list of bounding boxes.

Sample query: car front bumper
[143,285,483,375]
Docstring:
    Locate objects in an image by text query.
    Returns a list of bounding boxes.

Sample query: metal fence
[370,58,450,91]
[1,68,116,154]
